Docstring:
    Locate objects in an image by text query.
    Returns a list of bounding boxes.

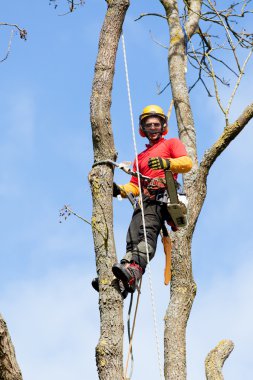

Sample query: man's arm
[113,158,140,198]
[113,182,140,198]
[148,156,192,173]
[148,138,193,173]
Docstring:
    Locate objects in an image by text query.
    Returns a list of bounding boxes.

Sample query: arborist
[112,104,193,294]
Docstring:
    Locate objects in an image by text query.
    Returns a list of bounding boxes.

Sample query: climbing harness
[93,159,188,229]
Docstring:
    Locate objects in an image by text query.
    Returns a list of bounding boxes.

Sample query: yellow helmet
[139,104,168,137]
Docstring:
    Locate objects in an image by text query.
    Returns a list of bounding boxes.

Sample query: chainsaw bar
[165,169,187,228]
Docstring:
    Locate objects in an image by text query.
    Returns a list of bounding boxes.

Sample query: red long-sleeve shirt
[130,137,188,186]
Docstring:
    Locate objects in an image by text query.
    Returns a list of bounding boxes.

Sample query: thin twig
[226,47,253,123]
[0,23,27,39]
[205,52,226,115]
[134,13,168,22]
[64,205,92,225]
[0,30,14,63]
[157,81,171,95]
[207,0,241,72]
[209,53,239,77]
[149,30,168,49]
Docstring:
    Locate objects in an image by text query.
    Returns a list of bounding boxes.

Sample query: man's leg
[125,200,164,270]
[113,200,165,292]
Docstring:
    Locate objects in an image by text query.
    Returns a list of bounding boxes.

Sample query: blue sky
[1,1,253,379]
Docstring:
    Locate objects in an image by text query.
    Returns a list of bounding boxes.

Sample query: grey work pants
[122,197,170,271]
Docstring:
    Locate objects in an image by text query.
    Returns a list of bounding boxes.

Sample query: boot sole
[112,264,135,293]
[91,276,128,299]
[91,278,99,292]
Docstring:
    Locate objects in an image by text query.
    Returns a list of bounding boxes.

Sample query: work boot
[91,278,99,292]
[112,262,143,293]
[91,277,128,299]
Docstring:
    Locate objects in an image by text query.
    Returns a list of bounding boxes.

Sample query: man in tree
[112,104,193,294]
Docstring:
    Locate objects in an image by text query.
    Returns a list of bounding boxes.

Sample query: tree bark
[160,2,253,379]
[160,1,201,379]
[164,231,196,380]
[205,340,234,380]
[89,0,129,379]
[0,314,22,380]
[89,1,253,378]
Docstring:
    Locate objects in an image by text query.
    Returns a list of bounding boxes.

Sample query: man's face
[142,116,163,142]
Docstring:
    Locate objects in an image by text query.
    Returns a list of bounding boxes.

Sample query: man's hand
[148,157,170,170]
[113,182,122,197]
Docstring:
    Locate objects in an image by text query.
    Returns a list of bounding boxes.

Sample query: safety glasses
[144,122,162,129]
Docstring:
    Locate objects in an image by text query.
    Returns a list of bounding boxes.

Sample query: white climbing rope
[121,32,164,380]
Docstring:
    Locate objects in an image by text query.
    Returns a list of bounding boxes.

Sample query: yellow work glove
[148,157,170,170]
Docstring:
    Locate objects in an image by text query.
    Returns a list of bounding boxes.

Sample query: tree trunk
[164,231,196,380]
[205,340,234,380]
[88,0,129,379]
[160,1,202,379]
[89,1,253,379]
[0,314,22,380]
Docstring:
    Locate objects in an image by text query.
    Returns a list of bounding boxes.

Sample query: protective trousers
[122,196,170,272]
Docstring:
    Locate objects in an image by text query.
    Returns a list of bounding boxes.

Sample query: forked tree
[88,1,253,380]
[1,1,252,380]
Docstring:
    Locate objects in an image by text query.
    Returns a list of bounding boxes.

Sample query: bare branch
[134,12,168,22]
[149,30,168,49]
[59,204,91,225]
[200,102,253,173]
[184,0,203,39]
[0,30,14,63]
[202,1,253,48]
[226,47,253,122]
[0,314,23,380]
[159,0,174,12]
[0,23,27,63]
[208,53,239,77]
[205,339,234,380]
[207,0,241,71]
[205,52,226,115]
[49,0,85,14]
[0,23,27,40]
[187,43,213,95]
[49,0,85,9]
[188,38,214,95]
[156,80,171,95]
